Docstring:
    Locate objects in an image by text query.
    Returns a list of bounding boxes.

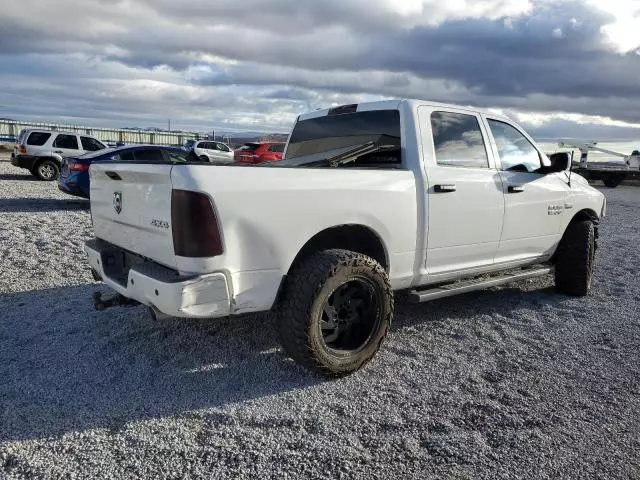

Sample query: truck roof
[298,99,510,122]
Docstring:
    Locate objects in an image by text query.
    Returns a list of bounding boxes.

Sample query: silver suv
[184,140,234,163]
[12,129,107,180]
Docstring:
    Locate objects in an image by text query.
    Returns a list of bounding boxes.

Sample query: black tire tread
[276,249,393,377]
[602,175,624,188]
[555,220,595,296]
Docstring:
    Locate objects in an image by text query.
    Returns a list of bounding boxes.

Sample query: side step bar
[409,266,554,303]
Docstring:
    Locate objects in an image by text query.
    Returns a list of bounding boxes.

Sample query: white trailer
[558,140,640,188]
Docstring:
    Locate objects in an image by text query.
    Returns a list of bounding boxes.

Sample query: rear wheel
[602,174,624,188]
[34,159,60,181]
[555,220,595,296]
[276,249,393,376]
[199,155,209,162]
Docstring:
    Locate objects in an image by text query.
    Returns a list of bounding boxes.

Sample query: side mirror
[546,152,571,173]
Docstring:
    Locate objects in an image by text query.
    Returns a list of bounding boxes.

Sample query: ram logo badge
[113,191,122,214]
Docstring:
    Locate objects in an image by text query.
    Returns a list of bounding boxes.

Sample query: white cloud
[514,111,640,129]
[586,0,640,53]
[0,0,638,139]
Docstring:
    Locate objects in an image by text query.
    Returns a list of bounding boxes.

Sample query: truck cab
[85,99,606,376]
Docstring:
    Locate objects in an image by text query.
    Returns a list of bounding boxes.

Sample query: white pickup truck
[85,99,606,376]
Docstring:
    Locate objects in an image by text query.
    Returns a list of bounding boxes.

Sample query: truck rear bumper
[11,155,37,170]
[85,239,231,318]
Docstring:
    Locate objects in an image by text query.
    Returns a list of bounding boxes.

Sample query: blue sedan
[58,145,196,199]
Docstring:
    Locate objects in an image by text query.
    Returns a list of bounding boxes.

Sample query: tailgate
[89,163,176,269]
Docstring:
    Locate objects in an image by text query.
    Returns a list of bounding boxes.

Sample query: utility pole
[168,119,171,132]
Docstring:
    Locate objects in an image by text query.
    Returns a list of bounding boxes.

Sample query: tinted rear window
[268,144,285,153]
[81,147,116,159]
[285,110,401,160]
[134,149,164,162]
[26,132,52,146]
[239,143,260,152]
[118,151,135,161]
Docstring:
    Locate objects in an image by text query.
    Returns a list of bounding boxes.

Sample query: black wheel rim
[319,278,380,353]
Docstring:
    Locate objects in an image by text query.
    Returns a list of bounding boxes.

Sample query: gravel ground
[0,157,639,479]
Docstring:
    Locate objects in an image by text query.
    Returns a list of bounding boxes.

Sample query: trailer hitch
[93,291,140,311]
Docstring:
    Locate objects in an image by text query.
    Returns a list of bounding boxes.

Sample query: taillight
[171,190,223,257]
[69,163,90,172]
[19,145,26,154]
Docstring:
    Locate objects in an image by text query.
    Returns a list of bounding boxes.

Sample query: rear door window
[53,134,79,150]
[117,151,135,161]
[430,111,489,168]
[81,136,105,151]
[26,132,52,146]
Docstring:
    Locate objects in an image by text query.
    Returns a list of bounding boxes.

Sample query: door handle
[434,184,456,193]
[54,150,63,154]
[105,171,122,180]
[508,185,524,193]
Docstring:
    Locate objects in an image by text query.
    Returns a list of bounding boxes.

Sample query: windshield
[276,109,401,167]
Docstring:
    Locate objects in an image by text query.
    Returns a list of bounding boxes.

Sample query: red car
[234,142,285,164]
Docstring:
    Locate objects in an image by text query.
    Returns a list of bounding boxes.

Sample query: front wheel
[555,220,595,296]
[34,159,60,181]
[276,249,393,376]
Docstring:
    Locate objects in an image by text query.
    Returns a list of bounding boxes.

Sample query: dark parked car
[58,145,194,199]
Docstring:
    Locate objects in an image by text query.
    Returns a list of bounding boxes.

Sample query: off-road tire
[34,159,60,181]
[602,175,624,188]
[555,220,595,296]
[276,249,393,376]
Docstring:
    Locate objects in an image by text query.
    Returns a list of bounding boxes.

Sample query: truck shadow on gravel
[0,279,571,443]
[0,198,90,213]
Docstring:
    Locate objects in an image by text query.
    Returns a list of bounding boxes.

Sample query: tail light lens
[69,163,90,172]
[19,146,27,154]
[171,190,223,257]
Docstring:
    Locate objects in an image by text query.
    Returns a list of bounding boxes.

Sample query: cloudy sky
[1,0,640,141]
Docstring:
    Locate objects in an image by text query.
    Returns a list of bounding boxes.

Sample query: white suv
[12,129,107,180]
[185,140,234,163]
